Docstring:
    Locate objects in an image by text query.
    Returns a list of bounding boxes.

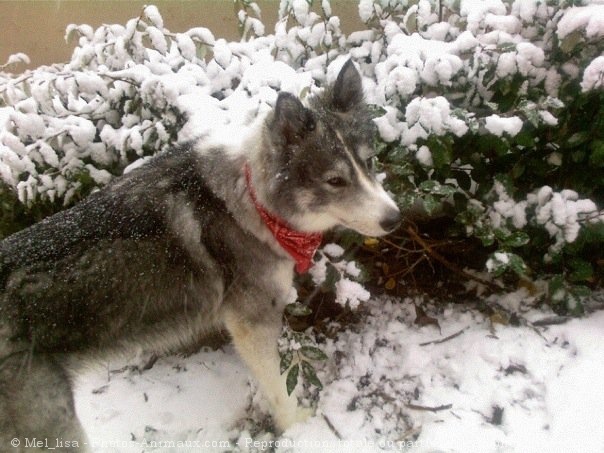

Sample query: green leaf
[584,222,604,242]
[488,252,527,277]
[300,346,328,361]
[323,263,341,290]
[571,284,591,298]
[453,169,472,191]
[475,226,495,247]
[559,30,583,54]
[419,180,439,192]
[432,143,453,170]
[514,131,535,148]
[405,11,418,34]
[453,192,468,212]
[503,231,530,248]
[511,161,525,179]
[589,140,604,168]
[280,350,293,375]
[390,161,415,176]
[548,275,566,305]
[195,42,208,60]
[422,194,441,216]
[494,227,511,242]
[544,97,564,110]
[286,363,299,396]
[508,253,528,276]
[285,303,312,317]
[568,259,593,283]
[419,180,456,197]
[367,104,387,119]
[567,285,589,316]
[566,131,589,148]
[298,85,311,100]
[397,192,417,210]
[571,149,585,163]
[520,101,540,128]
[301,360,323,390]
[336,230,364,250]
[64,26,80,46]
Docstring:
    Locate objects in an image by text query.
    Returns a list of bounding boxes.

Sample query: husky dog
[0,60,401,449]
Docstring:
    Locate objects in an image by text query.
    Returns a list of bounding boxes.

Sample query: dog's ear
[272,92,315,145]
[332,59,363,112]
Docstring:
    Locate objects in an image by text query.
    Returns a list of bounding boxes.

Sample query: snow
[322,243,344,258]
[334,278,370,309]
[460,0,507,34]
[186,27,216,47]
[373,106,404,143]
[74,295,604,453]
[556,5,604,40]
[403,96,467,145]
[538,110,558,126]
[530,188,598,244]
[581,55,604,92]
[76,348,250,452]
[358,0,374,23]
[144,5,164,29]
[146,26,168,55]
[484,114,523,137]
[416,145,433,167]
[2,52,30,67]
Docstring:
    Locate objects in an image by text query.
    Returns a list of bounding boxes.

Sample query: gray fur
[0,60,401,450]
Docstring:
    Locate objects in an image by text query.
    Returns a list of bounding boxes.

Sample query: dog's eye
[326,176,348,187]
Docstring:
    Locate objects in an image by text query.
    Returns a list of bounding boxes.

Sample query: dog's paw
[276,406,314,432]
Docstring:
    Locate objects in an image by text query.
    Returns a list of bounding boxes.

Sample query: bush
[352,0,604,314]
[1,1,603,314]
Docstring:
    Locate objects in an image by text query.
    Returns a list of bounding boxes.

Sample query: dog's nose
[380,209,403,233]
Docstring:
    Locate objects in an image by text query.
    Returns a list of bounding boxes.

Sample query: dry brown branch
[406,403,453,412]
[405,225,502,292]
[419,327,467,346]
[322,414,343,439]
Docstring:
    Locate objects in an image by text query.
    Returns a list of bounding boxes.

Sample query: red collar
[244,163,322,273]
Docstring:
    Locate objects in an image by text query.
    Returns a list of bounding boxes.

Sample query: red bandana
[244,164,322,273]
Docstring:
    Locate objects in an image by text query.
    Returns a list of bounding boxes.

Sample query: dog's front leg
[222,306,311,432]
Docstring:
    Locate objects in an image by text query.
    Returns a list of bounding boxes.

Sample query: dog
[0,59,401,450]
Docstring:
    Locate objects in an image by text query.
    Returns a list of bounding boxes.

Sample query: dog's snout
[380,209,403,233]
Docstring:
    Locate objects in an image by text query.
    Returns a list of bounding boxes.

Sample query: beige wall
[0,1,363,70]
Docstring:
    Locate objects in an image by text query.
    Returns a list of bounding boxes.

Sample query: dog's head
[264,60,401,237]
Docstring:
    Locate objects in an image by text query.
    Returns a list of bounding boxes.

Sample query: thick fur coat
[0,60,401,450]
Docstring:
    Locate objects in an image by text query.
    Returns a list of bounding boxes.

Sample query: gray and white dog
[0,60,401,449]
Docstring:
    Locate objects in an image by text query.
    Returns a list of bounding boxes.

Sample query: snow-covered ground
[75,293,604,453]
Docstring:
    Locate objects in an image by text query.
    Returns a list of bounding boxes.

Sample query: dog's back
[1,148,230,355]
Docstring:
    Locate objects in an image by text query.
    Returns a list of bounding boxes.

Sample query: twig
[381,237,421,254]
[578,209,604,223]
[322,414,343,439]
[531,316,570,327]
[387,254,427,279]
[406,403,452,412]
[420,327,467,346]
[99,73,140,86]
[406,225,502,292]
